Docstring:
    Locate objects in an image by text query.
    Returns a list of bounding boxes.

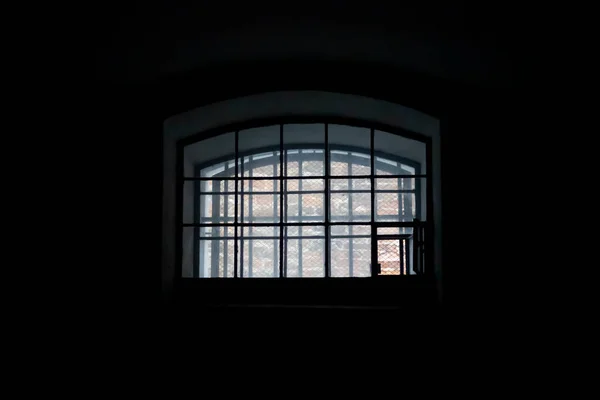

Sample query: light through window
[181,122,428,278]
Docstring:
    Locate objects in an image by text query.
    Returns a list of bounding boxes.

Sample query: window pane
[287,178,324,192]
[244,239,279,278]
[330,225,371,277]
[330,151,371,176]
[374,130,425,175]
[329,125,371,175]
[300,238,325,277]
[330,192,371,222]
[300,193,325,221]
[285,226,324,277]
[375,192,416,221]
[242,194,280,223]
[284,125,324,177]
[238,125,280,177]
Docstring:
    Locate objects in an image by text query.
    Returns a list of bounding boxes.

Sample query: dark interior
[82,1,532,342]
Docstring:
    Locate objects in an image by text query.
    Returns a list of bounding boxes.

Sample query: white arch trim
[162,91,442,295]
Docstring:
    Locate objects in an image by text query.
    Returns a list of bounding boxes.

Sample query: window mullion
[248,156,253,278]
[324,124,330,278]
[348,155,353,277]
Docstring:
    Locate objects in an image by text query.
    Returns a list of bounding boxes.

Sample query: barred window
[181,122,429,278]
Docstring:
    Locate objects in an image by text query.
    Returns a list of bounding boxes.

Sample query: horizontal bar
[196,189,417,195]
[184,221,425,227]
[183,174,427,180]
[198,234,372,240]
[376,234,413,240]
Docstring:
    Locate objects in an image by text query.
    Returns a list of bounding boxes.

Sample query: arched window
[180,120,430,278]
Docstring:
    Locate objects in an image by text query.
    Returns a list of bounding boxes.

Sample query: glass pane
[301,238,325,277]
[375,178,416,190]
[330,178,371,191]
[242,194,280,223]
[377,238,412,276]
[375,192,416,221]
[243,238,279,278]
[374,130,425,175]
[184,132,235,178]
[243,179,278,193]
[285,226,325,277]
[377,227,414,236]
[287,179,324,192]
[329,125,371,175]
[330,151,371,176]
[330,193,371,222]
[299,193,325,221]
[330,225,371,277]
[284,125,324,178]
[238,125,280,177]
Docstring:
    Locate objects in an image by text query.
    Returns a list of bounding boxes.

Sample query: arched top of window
[183,123,426,178]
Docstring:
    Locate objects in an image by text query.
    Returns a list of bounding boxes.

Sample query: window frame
[176,116,434,281]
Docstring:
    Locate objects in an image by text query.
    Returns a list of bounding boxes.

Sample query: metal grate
[377,239,402,275]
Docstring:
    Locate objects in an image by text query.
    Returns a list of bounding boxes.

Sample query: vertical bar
[324,123,330,277]
[406,236,411,276]
[223,165,229,277]
[279,124,284,278]
[399,238,405,275]
[193,176,200,278]
[370,128,376,277]
[348,155,353,277]
[248,156,253,278]
[234,131,239,278]
[210,182,219,277]
[283,145,288,277]
[425,137,433,277]
[413,219,420,275]
[272,151,278,277]
[298,153,303,277]
[240,156,245,277]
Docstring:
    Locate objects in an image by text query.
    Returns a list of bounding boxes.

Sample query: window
[180,121,430,278]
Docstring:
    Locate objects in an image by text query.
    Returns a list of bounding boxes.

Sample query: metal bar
[223,163,229,277]
[248,156,253,278]
[273,151,278,278]
[348,155,353,277]
[298,153,303,277]
[184,221,424,227]
[240,155,245,278]
[324,123,330,278]
[197,214,405,222]
[193,176,200,278]
[425,137,434,277]
[195,189,414,195]
[234,131,239,278]
[279,125,284,278]
[184,174,427,181]
[210,182,219,277]
[283,145,288,277]
[377,234,414,240]
[370,128,376,277]
[200,235,371,240]
[399,238,405,275]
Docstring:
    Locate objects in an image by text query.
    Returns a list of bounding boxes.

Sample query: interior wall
[163,91,441,297]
